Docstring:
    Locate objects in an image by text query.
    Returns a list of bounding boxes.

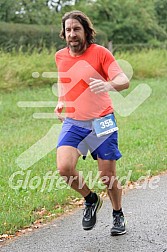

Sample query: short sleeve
[100,47,122,80]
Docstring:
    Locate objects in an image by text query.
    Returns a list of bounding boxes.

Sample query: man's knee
[56,146,79,177]
[100,174,116,187]
[57,163,75,177]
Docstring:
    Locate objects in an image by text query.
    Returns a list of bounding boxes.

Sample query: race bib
[92,114,118,137]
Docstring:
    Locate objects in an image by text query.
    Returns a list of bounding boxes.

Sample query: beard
[67,38,86,53]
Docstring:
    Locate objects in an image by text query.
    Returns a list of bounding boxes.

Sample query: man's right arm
[54,77,65,122]
[54,101,65,122]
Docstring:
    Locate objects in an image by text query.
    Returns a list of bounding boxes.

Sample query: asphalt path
[1,174,167,252]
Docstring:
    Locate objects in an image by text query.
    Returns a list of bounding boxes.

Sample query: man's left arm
[89,72,129,94]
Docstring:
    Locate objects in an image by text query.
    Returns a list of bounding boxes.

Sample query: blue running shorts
[57,117,122,160]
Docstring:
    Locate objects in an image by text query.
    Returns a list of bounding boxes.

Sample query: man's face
[65,18,87,54]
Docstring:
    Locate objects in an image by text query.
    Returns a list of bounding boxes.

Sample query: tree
[0,0,60,24]
[86,0,167,44]
[154,0,167,32]
[0,0,18,22]
[13,0,54,24]
[0,0,166,45]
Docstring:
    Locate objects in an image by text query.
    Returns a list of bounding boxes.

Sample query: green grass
[0,48,57,91]
[0,48,167,91]
[0,76,166,235]
[117,78,167,179]
[115,48,167,79]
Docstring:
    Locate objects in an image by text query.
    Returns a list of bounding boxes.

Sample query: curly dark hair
[59,10,96,44]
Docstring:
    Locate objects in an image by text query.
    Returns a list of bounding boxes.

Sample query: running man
[54,10,129,236]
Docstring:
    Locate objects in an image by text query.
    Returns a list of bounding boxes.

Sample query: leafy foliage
[83,0,167,43]
[0,0,167,48]
[154,0,167,32]
[0,22,65,52]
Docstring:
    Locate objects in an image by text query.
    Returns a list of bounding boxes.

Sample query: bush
[95,29,108,47]
[0,22,66,52]
[0,22,109,52]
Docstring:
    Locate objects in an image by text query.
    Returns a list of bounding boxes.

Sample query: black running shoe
[111,213,126,236]
[82,195,103,230]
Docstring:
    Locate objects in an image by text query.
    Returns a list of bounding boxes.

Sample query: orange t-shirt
[55,44,122,120]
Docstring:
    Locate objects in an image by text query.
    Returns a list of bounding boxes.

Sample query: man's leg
[57,145,103,230]
[57,145,90,197]
[97,159,122,209]
[97,158,126,236]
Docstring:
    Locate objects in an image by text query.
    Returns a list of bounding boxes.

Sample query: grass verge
[0,48,167,91]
